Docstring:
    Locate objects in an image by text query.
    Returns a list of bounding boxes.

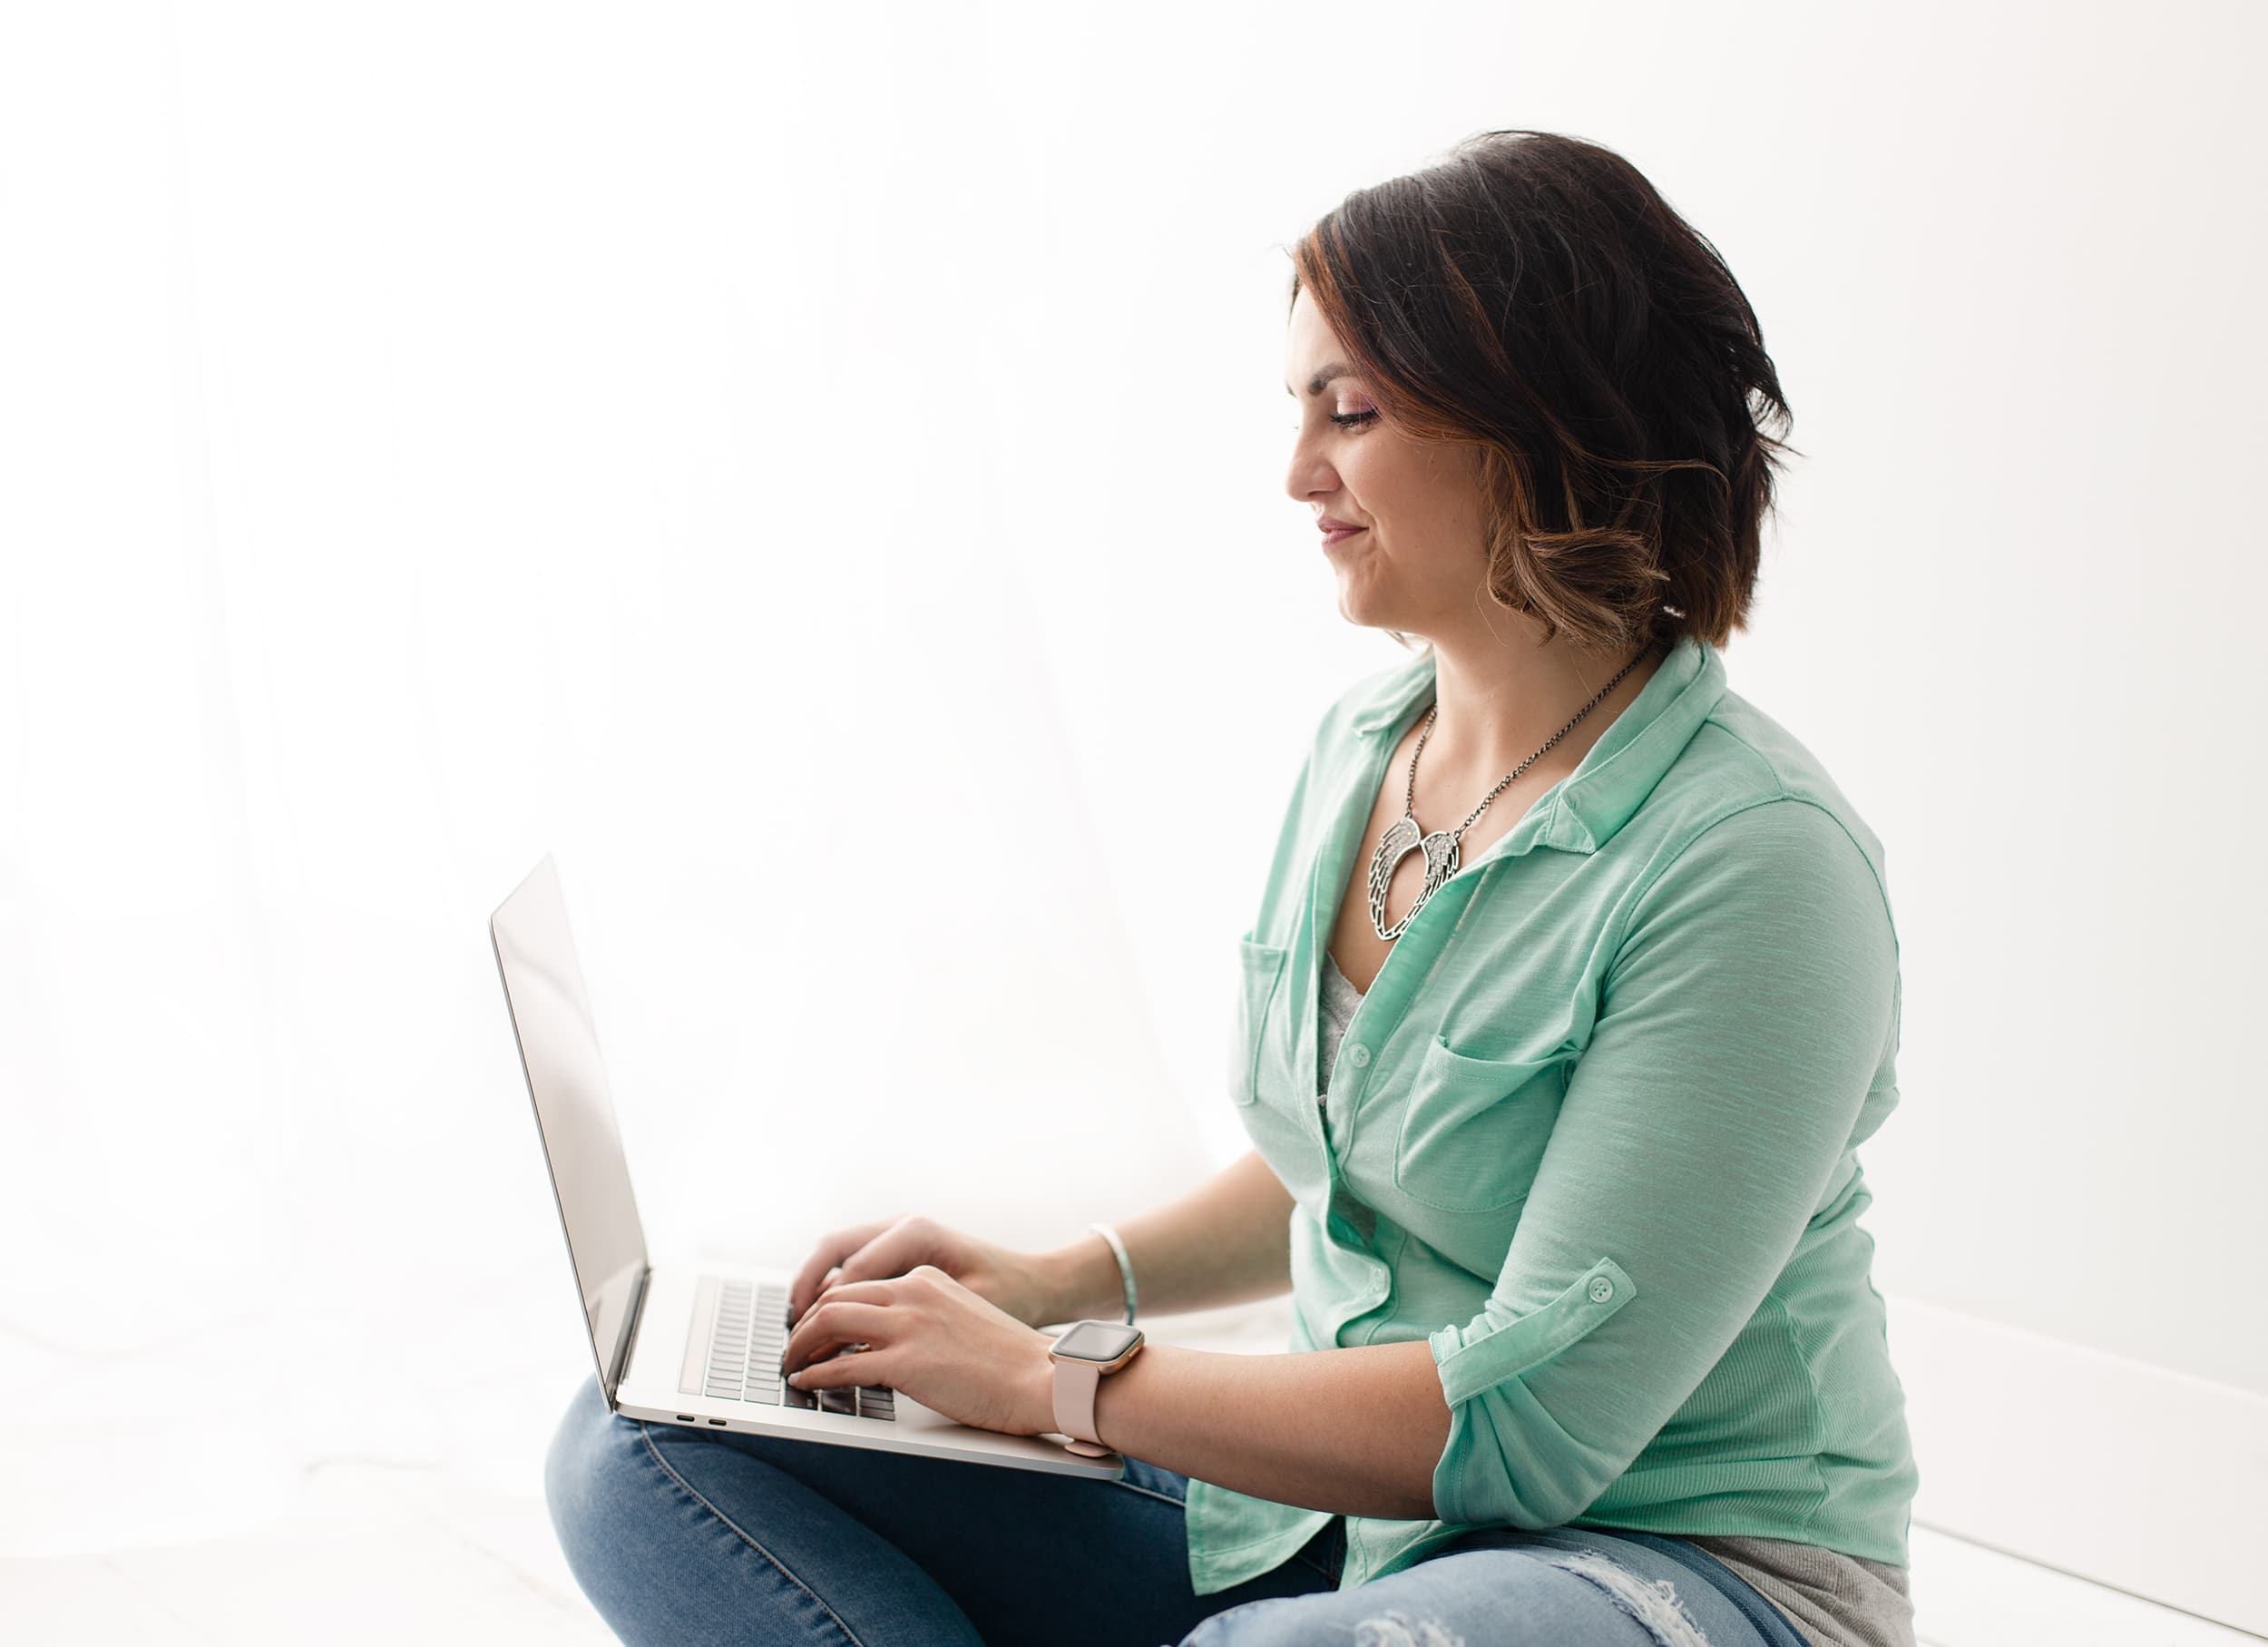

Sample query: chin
[1337,590,1413,635]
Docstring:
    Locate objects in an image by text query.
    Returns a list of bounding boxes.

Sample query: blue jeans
[545,1371,1808,1646]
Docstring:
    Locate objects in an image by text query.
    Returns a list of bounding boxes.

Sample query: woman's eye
[1330,410,1378,430]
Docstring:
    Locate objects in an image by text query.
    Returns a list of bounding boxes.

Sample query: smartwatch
[1047,1319,1145,1457]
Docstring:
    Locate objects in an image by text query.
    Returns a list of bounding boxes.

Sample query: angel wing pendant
[1367,812,1460,942]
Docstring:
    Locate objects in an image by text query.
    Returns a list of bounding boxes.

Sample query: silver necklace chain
[1367,640,1663,943]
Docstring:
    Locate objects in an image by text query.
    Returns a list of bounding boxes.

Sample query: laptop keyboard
[689,1276,896,1423]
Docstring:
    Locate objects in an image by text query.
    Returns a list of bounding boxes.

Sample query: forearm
[1035,1149,1295,1323]
[1025,1337,1450,1521]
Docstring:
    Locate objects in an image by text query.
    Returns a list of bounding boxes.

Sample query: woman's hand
[779,1263,1058,1437]
[784,1213,1063,1328]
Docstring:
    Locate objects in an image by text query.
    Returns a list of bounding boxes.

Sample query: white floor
[3,1289,2257,1645]
[2,1457,613,1646]
[1906,1524,2259,1647]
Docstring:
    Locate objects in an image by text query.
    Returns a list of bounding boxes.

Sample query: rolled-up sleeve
[1428,797,1900,1529]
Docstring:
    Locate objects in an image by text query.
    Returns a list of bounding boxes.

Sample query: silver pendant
[1368,812,1460,942]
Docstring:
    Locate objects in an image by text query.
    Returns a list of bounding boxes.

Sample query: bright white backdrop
[3,0,2263,1629]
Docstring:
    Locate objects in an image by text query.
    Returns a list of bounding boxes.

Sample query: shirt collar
[1344,632,1727,858]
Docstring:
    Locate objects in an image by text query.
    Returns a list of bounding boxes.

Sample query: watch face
[1053,1319,1141,1363]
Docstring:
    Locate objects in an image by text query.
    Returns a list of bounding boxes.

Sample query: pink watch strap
[1052,1357,1113,1456]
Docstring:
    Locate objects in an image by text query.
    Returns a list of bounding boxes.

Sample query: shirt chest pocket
[1391,1034,1569,1213]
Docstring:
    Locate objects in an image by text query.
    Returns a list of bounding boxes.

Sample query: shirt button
[1348,1044,1371,1067]
[1588,1276,1615,1303]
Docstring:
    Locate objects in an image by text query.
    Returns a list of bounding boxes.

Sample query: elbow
[1427,1256,1640,1527]
[1434,1460,1607,1532]
[1432,1393,1622,1530]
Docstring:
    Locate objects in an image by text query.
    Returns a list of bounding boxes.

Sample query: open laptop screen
[490,856,649,1400]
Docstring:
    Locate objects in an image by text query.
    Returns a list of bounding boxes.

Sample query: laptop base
[611,1258,1127,1480]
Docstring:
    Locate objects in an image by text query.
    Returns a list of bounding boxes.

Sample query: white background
[3,0,2263,1623]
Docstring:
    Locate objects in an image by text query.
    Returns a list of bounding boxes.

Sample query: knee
[1181,1598,1311,1647]
[1185,1597,1470,1647]
[543,1370,640,1555]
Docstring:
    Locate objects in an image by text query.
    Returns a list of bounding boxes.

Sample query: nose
[1285,425,1337,508]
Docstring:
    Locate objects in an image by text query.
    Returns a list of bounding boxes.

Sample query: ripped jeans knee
[1528,1547,1716,1647]
[1182,1597,1476,1647]
[1178,1542,1720,1647]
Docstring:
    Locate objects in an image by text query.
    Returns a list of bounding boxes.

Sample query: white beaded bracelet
[1086,1221,1138,1324]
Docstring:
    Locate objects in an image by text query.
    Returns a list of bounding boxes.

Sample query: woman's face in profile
[1284,287,1492,641]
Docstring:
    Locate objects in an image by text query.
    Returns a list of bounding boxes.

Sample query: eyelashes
[1290,409,1381,435]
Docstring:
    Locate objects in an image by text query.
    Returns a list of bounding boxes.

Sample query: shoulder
[1622,685,1895,940]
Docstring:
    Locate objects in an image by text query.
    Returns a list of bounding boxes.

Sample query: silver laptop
[490,854,1123,1477]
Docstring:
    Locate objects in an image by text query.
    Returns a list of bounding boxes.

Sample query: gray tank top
[1318,947,1916,1647]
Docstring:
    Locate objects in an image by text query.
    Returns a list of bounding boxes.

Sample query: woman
[544,129,1918,1647]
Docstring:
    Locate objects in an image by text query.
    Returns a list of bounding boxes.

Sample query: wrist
[1026,1335,1063,1437]
[1035,1320,1148,1453]
[1036,1231,1122,1326]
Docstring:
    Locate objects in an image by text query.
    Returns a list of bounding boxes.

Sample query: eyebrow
[1286,362,1357,398]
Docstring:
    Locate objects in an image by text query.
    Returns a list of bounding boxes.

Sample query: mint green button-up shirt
[1183,632,1915,1596]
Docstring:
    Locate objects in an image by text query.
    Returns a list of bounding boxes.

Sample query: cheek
[1345,448,1419,526]
[1365,465,1473,560]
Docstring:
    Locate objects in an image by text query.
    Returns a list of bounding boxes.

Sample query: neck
[1422,629,1666,782]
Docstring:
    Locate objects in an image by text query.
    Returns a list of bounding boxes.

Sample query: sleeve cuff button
[1588,1276,1616,1303]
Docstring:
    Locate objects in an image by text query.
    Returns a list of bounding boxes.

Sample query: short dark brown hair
[1289,130,1799,656]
